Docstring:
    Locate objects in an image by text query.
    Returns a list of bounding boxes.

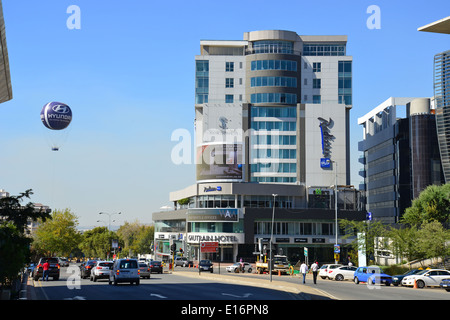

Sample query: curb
[173,270,334,300]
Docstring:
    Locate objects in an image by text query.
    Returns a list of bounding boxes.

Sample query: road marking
[221,293,252,298]
[150,293,167,299]
[64,296,86,300]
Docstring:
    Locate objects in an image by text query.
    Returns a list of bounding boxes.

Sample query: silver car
[91,261,114,282]
[139,262,151,279]
[109,258,140,285]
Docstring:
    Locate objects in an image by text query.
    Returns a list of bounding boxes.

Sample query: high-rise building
[358,97,445,223]
[195,30,353,186]
[418,16,450,182]
[154,30,363,263]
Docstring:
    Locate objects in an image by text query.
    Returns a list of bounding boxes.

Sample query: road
[27,264,450,301]
[29,265,303,301]
[172,264,450,300]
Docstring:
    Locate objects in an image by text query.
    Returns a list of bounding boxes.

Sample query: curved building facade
[435,50,450,183]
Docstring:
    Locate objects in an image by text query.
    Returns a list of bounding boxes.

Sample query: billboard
[196,143,243,181]
[187,208,239,222]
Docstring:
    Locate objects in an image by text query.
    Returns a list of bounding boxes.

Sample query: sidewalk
[174,270,335,300]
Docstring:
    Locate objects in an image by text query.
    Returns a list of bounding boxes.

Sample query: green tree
[0,189,51,286]
[416,220,450,268]
[33,208,81,257]
[116,220,153,257]
[78,227,118,259]
[339,219,388,264]
[402,184,450,227]
[387,225,422,263]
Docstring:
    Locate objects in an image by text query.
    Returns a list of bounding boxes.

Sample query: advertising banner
[196,143,243,181]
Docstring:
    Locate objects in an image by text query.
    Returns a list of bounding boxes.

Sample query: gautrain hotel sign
[186,208,244,244]
[318,117,335,168]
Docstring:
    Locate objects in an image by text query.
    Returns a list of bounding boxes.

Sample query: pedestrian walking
[311,261,319,284]
[43,260,50,281]
[300,262,308,284]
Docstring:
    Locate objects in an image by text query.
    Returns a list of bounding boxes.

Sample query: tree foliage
[401,184,450,227]
[116,220,154,257]
[78,227,118,259]
[0,190,51,286]
[33,208,81,257]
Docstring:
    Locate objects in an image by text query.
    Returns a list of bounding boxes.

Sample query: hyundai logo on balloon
[40,102,72,130]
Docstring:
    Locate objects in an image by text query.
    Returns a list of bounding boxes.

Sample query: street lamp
[332,161,338,263]
[269,194,278,282]
[98,211,121,231]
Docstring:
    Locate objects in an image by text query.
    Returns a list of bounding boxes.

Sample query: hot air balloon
[40,102,72,151]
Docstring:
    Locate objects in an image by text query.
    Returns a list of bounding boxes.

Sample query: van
[109,259,140,285]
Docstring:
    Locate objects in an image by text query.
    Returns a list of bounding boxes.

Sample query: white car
[226,262,253,273]
[319,264,342,279]
[328,266,357,281]
[90,261,114,282]
[401,269,450,288]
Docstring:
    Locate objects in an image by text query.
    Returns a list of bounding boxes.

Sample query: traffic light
[170,243,176,254]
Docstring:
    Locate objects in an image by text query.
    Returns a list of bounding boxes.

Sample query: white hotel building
[153,30,364,264]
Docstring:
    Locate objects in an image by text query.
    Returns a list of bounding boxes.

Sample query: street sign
[304,247,308,257]
[200,241,219,253]
[366,212,372,221]
[334,244,340,254]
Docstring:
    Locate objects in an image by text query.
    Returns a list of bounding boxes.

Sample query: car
[354,266,392,286]
[439,278,450,292]
[80,260,97,279]
[90,261,114,282]
[58,257,69,267]
[327,266,357,281]
[109,258,140,285]
[319,264,342,279]
[149,261,163,274]
[139,262,151,279]
[199,259,214,273]
[226,262,253,273]
[391,269,423,286]
[33,257,60,281]
[174,257,187,267]
[401,269,450,288]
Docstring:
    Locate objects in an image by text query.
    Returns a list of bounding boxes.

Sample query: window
[225,78,234,88]
[250,76,297,88]
[313,79,321,89]
[226,62,234,72]
[252,40,293,54]
[313,95,321,104]
[303,44,346,56]
[251,60,297,71]
[313,62,321,72]
[338,61,352,105]
[195,60,209,104]
[225,95,234,103]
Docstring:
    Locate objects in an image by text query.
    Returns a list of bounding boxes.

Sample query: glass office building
[435,50,450,182]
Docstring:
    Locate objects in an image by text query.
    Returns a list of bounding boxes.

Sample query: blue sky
[0,0,448,227]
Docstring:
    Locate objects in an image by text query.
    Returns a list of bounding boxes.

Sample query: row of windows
[251,121,296,131]
[251,162,297,173]
[303,44,346,56]
[255,221,335,236]
[252,134,296,145]
[251,106,296,118]
[251,60,297,71]
[251,148,297,159]
[252,177,297,183]
[252,40,294,54]
[251,93,297,104]
[251,76,297,88]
